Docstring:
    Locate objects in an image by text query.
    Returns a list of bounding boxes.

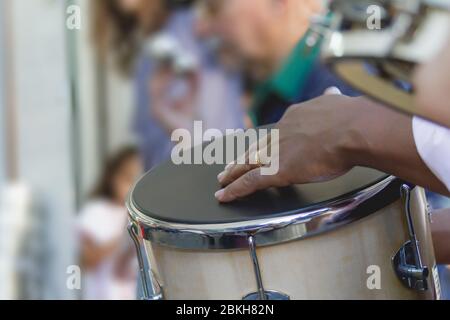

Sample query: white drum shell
[142,187,439,300]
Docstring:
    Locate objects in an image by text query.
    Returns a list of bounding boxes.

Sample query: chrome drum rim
[127,175,403,250]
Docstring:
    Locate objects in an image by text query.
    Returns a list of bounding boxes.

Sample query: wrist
[336,97,379,169]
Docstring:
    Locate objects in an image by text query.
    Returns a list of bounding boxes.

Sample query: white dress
[77,199,137,300]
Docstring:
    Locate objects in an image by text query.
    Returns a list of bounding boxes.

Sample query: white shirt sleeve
[412,116,450,193]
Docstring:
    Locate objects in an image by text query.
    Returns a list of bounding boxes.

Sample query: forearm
[343,97,449,196]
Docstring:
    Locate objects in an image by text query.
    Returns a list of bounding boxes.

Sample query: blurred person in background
[195,1,257,129]
[93,0,244,171]
[204,0,359,126]
[78,147,142,300]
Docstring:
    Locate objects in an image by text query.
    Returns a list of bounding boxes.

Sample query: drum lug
[391,185,429,291]
[392,240,429,291]
[128,221,164,300]
[243,236,290,301]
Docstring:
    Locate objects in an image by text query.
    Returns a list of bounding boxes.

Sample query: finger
[218,161,259,187]
[217,138,256,185]
[218,145,257,186]
[232,131,272,167]
[324,86,342,95]
[218,135,272,186]
[217,150,253,186]
[215,168,280,202]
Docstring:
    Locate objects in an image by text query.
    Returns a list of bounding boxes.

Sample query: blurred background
[0,0,248,300]
[0,0,449,300]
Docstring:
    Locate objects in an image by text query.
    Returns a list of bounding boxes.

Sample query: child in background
[78,147,142,300]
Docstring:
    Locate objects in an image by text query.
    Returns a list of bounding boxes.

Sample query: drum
[320,0,450,119]
[126,140,440,300]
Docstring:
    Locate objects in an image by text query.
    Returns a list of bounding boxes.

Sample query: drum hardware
[392,185,429,291]
[128,222,164,301]
[320,0,450,119]
[431,265,442,299]
[331,0,389,24]
[242,236,290,301]
[426,203,433,224]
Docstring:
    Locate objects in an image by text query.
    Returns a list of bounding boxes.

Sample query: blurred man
[136,1,244,170]
[94,0,244,170]
[205,0,358,125]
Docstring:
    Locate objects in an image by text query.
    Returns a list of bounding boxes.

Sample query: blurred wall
[70,0,102,203]
[72,0,135,203]
[4,0,77,299]
[0,0,5,185]
[104,64,134,155]
[0,0,137,299]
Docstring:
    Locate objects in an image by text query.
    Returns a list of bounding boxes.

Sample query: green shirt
[250,29,323,126]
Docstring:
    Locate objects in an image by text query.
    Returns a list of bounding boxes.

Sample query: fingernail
[217,171,225,181]
[215,189,224,200]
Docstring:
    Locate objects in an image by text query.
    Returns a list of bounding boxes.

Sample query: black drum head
[130,156,390,225]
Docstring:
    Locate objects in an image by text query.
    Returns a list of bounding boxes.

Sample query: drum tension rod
[392,185,429,291]
[243,236,290,301]
[128,222,164,300]
[248,236,267,300]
